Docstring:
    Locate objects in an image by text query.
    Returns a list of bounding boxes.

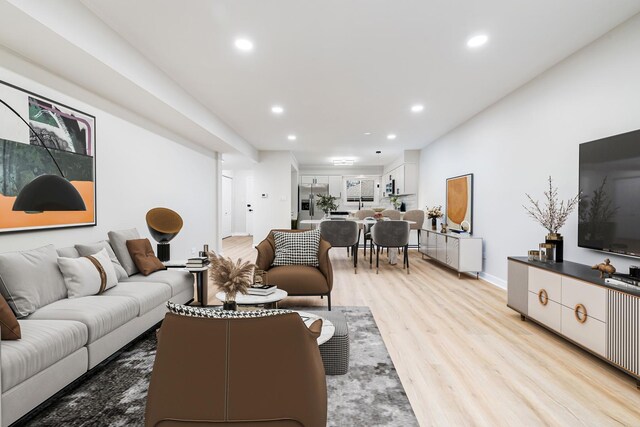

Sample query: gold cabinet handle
[538,289,548,306]
[574,303,588,324]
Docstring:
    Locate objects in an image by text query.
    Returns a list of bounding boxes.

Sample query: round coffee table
[295,311,335,345]
[215,289,288,309]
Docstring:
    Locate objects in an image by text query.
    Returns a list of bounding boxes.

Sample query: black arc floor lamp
[0,98,86,213]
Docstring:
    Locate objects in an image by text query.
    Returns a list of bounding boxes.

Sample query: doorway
[222,175,233,239]
[246,175,254,236]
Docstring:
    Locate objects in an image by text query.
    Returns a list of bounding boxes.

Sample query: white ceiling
[75,1,640,166]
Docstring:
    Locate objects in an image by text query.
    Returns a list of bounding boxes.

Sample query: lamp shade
[12,174,87,213]
[146,208,183,243]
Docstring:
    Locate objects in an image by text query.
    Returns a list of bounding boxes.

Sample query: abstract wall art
[0,80,96,232]
[446,173,473,233]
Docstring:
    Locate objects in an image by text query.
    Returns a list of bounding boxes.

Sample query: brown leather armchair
[145,310,327,427]
[255,229,333,310]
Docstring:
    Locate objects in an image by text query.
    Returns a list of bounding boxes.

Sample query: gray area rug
[20,306,417,427]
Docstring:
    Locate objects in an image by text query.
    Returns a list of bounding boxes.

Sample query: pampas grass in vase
[208,251,256,310]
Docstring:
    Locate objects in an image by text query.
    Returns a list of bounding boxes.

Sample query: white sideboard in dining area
[418,229,483,278]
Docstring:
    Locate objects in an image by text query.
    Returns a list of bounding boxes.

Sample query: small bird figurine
[592,258,616,278]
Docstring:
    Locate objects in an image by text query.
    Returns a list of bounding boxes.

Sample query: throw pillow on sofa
[0,294,20,340]
[272,229,321,267]
[126,238,166,276]
[108,228,140,276]
[0,244,68,318]
[57,248,118,298]
[75,241,128,281]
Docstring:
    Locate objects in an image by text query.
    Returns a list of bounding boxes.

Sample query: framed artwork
[446,173,473,233]
[0,79,96,233]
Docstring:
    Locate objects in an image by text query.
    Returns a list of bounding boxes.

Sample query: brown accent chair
[145,311,327,426]
[256,230,333,310]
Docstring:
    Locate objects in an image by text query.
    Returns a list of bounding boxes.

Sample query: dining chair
[320,220,360,273]
[381,209,402,220]
[370,220,410,274]
[355,209,376,220]
[402,209,425,248]
[355,209,375,255]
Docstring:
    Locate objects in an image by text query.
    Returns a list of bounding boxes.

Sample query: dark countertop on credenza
[508,256,640,297]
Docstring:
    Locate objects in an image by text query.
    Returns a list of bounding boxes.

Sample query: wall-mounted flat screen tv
[578,129,640,258]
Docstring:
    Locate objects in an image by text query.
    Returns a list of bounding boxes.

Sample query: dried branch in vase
[207,251,256,296]
[523,176,581,234]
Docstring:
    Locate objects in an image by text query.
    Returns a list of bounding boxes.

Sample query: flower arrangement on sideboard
[426,205,443,230]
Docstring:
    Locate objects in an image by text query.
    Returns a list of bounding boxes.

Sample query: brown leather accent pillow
[126,238,166,276]
[0,294,21,340]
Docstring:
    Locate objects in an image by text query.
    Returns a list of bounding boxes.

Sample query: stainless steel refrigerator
[298,179,329,224]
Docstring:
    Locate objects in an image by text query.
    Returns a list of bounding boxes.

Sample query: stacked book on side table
[247,284,277,296]
[186,256,209,269]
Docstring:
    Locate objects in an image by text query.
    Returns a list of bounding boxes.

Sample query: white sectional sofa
[0,243,193,426]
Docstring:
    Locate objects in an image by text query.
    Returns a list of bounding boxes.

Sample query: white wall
[0,53,218,259]
[252,151,294,245]
[419,14,640,287]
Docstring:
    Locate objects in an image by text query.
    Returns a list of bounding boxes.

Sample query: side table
[165,261,209,306]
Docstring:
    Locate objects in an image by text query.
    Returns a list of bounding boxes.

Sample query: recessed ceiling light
[333,159,354,166]
[411,104,424,113]
[364,132,371,135]
[387,134,397,140]
[287,134,297,141]
[467,34,488,48]
[271,105,284,114]
[234,38,254,51]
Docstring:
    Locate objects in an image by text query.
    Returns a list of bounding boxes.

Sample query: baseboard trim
[479,272,507,290]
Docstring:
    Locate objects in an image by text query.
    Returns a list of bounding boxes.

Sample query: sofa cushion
[58,249,118,298]
[126,238,166,276]
[27,296,138,343]
[272,229,320,267]
[1,319,87,392]
[75,241,128,281]
[57,246,80,258]
[122,269,193,297]
[103,282,172,316]
[267,265,329,295]
[107,228,140,276]
[0,245,67,318]
[0,294,20,340]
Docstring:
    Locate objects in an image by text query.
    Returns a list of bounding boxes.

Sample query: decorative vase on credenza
[546,233,564,262]
[431,218,437,231]
[524,176,580,264]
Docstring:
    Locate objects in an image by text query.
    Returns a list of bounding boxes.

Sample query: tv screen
[578,129,640,257]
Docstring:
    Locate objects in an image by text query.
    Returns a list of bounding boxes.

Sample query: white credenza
[419,230,483,278]
[508,257,640,382]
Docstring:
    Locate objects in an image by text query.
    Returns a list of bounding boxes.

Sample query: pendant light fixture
[0,98,86,213]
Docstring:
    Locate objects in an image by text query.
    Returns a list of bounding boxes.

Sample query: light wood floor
[219,236,640,426]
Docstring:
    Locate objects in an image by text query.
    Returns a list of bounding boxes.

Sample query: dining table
[298,218,416,265]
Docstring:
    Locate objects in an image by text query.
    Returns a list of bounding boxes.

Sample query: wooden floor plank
[219,236,640,426]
